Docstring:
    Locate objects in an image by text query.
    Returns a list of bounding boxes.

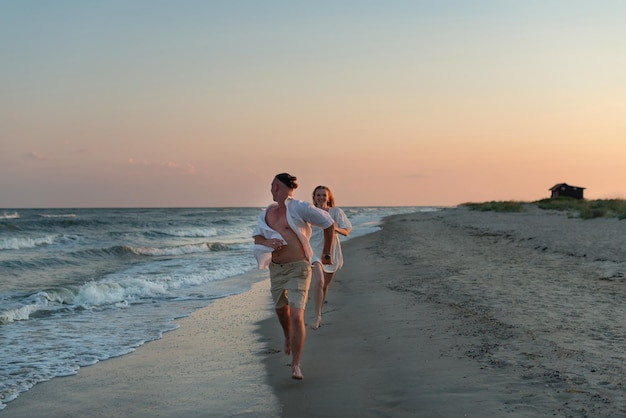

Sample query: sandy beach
[4,206,626,417]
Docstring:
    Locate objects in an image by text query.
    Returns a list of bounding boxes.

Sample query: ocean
[0,206,437,409]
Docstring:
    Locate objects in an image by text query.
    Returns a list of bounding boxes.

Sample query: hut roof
[549,183,585,191]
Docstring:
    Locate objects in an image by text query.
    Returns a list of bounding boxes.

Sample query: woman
[309,185,352,329]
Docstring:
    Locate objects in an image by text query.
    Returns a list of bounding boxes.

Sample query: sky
[2,1,625,208]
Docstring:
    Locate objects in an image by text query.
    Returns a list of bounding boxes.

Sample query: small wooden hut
[549,183,585,200]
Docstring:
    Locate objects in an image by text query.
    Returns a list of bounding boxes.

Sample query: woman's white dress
[310,207,352,273]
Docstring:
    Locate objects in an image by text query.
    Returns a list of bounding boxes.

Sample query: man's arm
[254,234,283,250]
[321,224,334,265]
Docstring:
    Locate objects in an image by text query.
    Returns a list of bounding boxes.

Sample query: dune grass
[462,201,527,213]
[462,197,626,220]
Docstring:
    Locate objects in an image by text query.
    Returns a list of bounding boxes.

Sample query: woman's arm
[334,226,351,236]
[333,207,352,236]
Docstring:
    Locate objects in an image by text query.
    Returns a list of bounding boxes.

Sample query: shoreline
[2,271,280,418]
[4,207,626,417]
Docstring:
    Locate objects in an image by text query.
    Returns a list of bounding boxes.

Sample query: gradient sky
[2,1,625,208]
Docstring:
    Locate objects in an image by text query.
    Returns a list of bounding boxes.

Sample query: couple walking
[252,173,351,380]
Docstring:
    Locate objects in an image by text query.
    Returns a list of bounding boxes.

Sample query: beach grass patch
[462,201,527,213]
[463,198,626,219]
[536,198,626,219]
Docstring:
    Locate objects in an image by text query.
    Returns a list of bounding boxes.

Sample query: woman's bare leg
[322,271,335,305]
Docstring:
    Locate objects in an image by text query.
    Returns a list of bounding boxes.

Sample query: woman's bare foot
[311,315,322,330]
[291,365,303,380]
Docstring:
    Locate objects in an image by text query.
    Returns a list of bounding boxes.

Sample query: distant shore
[4,206,626,417]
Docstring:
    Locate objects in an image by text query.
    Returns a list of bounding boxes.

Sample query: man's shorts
[269,259,311,310]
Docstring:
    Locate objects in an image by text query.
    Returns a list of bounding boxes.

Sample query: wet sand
[265,206,626,417]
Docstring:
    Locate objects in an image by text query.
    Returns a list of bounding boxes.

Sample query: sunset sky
[2,1,625,208]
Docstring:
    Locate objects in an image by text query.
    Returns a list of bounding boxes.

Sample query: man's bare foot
[291,365,303,380]
[311,315,322,330]
[284,339,291,355]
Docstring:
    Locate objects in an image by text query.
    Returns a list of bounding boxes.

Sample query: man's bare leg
[310,263,324,330]
[289,306,306,379]
[275,305,291,355]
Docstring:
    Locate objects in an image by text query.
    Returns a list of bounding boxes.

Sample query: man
[253,173,334,380]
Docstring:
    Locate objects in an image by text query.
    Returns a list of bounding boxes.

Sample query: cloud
[166,161,197,175]
[60,140,89,154]
[127,158,197,175]
[25,151,51,161]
